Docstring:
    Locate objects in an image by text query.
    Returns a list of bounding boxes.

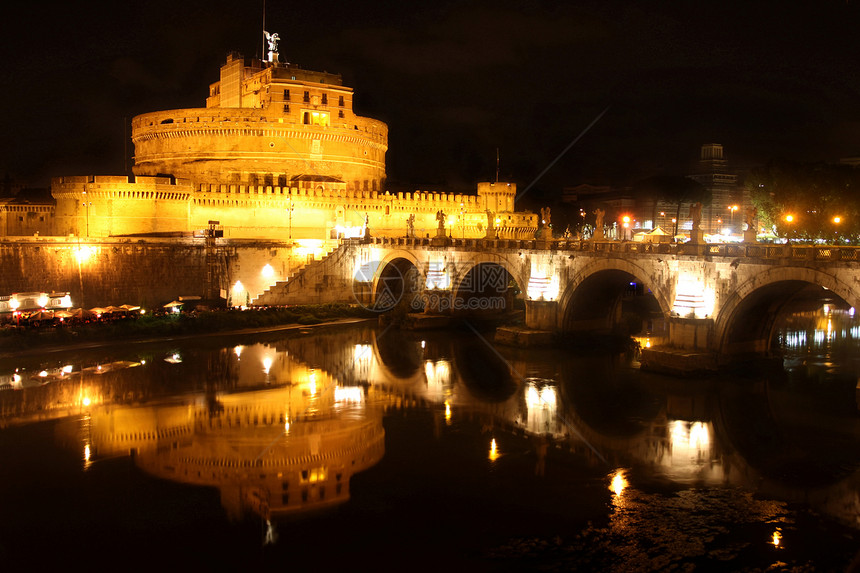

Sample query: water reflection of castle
[4,319,859,529]
[88,386,384,520]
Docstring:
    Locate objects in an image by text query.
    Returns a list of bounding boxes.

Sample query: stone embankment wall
[0,238,213,309]
[0,237,312,309]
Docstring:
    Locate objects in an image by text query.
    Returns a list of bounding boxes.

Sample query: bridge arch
[367,250,426,312]
[714,266,860,358]
[557,258,673,333]
[450,255,527,316]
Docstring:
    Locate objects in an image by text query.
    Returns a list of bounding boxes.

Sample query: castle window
[283,104,290,114]
[303,91,310,102]
[283,89,290,101]
[321,93,328,105]
[338,110,344,118]
[303,111,330,126]
[338,95,344,106]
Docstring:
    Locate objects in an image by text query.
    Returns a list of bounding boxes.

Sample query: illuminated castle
[47,49,537,241]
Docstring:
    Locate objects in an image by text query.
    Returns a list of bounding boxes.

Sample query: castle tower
[131,53,387,194]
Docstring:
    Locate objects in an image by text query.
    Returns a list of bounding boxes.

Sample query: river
[1,309,858,571]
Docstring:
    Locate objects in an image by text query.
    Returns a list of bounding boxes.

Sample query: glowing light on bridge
[334,224,366,239]
[425,261,449,289]
[673,273,715,318]
[294,239,326,260]
[527,265,559,301]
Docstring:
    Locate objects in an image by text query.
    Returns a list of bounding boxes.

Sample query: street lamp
[82,201,92,237]
[784,214,796,242]
[728,205,738,233]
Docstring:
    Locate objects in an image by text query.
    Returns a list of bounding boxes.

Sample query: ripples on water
[0,310,858,571]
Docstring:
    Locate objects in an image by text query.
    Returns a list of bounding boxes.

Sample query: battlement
[53,175,192,188]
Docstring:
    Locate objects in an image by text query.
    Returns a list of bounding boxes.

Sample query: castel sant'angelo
[0,36,538,308]
[45,38,537,243]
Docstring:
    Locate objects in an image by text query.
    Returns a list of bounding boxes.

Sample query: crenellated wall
[49,175,537,241]
[52,175,193,238]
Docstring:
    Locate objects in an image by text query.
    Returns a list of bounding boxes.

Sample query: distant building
[0,189,54,237]
[688,144,741,235]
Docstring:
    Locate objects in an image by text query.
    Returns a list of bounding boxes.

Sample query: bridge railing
[362,236,860,262]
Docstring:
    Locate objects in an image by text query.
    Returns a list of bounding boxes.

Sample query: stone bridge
[253,237,860,369]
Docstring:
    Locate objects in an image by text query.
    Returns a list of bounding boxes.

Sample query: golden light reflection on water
[610,469,628,496]
[444,400,452,424]
[772,529,782,547]
[489,438,500,462]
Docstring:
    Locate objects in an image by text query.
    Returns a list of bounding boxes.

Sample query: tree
[747,160,860,243]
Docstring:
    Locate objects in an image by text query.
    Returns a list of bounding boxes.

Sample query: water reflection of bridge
[1,323,858,528]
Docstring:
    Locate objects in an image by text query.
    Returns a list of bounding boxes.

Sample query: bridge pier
[666,317,714,351]
[640,317,719,374]
[525,300,558,331]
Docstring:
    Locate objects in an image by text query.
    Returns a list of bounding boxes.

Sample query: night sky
[3,0,859,202]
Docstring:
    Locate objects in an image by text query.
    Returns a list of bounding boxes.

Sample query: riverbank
[0,304,376,359]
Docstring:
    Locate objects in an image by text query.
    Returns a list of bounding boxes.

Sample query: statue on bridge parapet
[431,210,451,245]
[539,207,552,240]
[593,208,605,240]
[362,212,371,242]
[743,206,758,243]
[485,209,498,239]
[690,201,703,244]
[406,213,415,238]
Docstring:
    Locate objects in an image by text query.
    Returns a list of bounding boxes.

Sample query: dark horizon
[3,0,859,197]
